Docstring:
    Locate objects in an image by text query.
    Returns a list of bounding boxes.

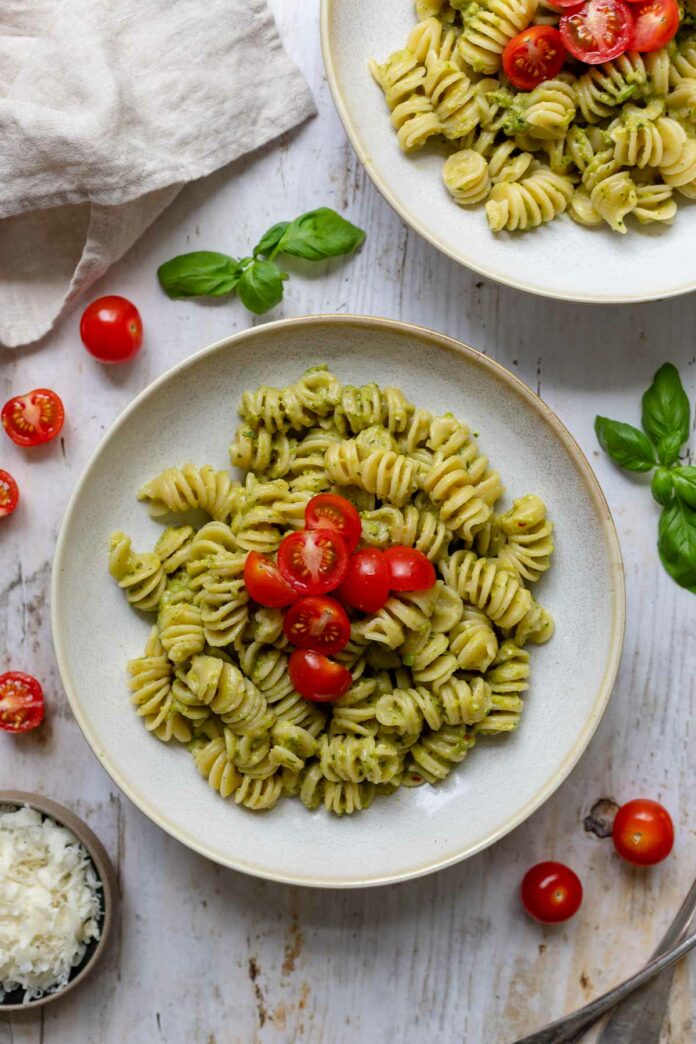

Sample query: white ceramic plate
[52,316,625,887]
[321,0,696,303]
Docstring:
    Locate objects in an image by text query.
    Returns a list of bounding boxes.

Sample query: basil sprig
[157,207,365,316]
[595,363,696,594]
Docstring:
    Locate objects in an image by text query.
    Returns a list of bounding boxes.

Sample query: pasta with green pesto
[108,365,555,815]
[370,4,696,233]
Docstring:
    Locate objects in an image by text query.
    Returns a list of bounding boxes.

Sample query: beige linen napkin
[0,0,315,348]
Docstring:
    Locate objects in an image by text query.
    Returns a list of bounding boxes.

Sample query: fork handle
[511,927,696,1044]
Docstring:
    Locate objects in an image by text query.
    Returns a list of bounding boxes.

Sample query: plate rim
[51,314,626,888]
[319,0,696,305]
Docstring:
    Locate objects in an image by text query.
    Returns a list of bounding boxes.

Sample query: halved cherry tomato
[283,596,351,654]
[339,548,391,613]
[560,0,633,63]
[80,296,143,364]
[305,493,362,552]
[2,389,64,447]
[288,649,353,703]
[384,546,436,592]
[0,672,45,733]
[503,26,567,91]
[613,798,674,865]
[277,529,348,596]
[243,551,297,607]
[630,0,679,51]
[0,470,19,518]
[521,861,583,924]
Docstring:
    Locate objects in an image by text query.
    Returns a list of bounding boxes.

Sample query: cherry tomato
[503,26,567,90]
[339,548,391,613]
[283,596,351,654]
[0,672,45,733]
[80,295,143,364]
[613,798,674,865]
[305,493,362,552]
[2,389,64,447]
[243,551,297,607]
[521,861,583,924]
[288,649,353,703]
[384,546,436,592]
[277,529,348,596]
[0,470,19,518]
[630,0,679,51]
[560,0,633,63]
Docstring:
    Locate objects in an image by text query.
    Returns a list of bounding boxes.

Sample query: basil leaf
[236,260,285,315]
[276,207,366,261]
[594,416,657,472]
[157,251,241,299]
[673,466,696,509]
[641,363,690,463]
[658,498,696,594]
[652,467,675,507]
[254,222,290,259]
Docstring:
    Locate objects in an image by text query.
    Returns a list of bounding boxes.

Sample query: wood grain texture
[1,2,695,1041]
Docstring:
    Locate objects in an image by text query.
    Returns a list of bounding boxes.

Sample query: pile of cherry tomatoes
[502,0,679,91]
[244,492,436,702]
[522,798,675,922]
[0,295,143,521]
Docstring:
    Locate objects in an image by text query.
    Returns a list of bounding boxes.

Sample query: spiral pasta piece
[448,607,499,670]
[457,0,538,75]
[369,48,442,153]
[109,532,166,612]
[354,588,439,648]
[408,724,474,783]
[476,640,530,733]
[496,494,554,582]
[186,655,271,734]
[485,167,575,232]
[318,735,402,784]
[127,627,191,742]
[191,551,249,646]
[138,464,242,523]
[440,550,533,629]
[229,424,292,479]
[610,108,686,169]
[158,600,205,664]
[334,384,414,435]
[235,773,284,811]
[443,149,491,205]
[420,456,495,541]
[193,732,242,798]
[361,504,451,561]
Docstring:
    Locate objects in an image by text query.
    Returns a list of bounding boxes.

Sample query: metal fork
[511,875,696,1044]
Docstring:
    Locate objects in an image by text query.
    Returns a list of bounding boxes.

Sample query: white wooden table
[2,3,696,1042]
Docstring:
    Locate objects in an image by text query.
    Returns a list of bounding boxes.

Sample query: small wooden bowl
[0,791,118,1011]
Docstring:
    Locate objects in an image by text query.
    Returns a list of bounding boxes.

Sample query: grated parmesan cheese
[0,805,102,1003]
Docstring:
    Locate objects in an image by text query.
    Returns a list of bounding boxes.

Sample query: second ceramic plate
[321,0,696,303]
[52,316,624,887]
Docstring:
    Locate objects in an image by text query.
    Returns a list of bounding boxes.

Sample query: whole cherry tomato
[339,548,391,613]
[288,650,353,703]
[2,389,64,447]
[384,546,436,592]
[613,799,674,866]
[305,493,362,552]
[0,470,19,518]
[80,295,143,364]
[283,596,351,655]
[277,529,348,596]
[521,861,583,924]
[243,551,296,607]
[0,672,45,733]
